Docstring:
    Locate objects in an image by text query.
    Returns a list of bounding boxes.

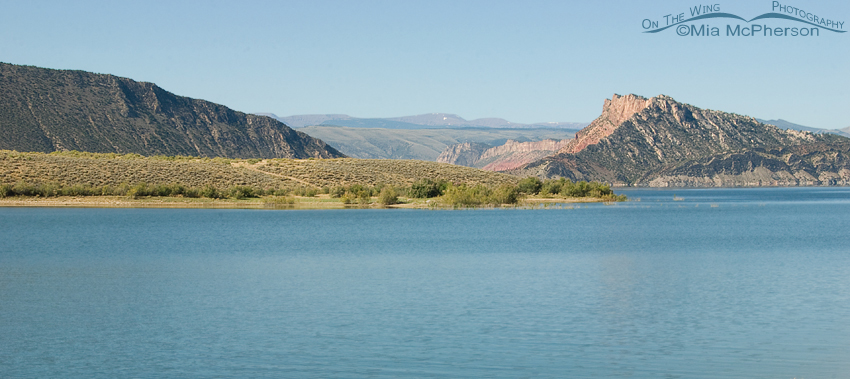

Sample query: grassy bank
[0,150,626,209]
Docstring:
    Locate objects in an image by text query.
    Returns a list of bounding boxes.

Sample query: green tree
[517,177,542,195]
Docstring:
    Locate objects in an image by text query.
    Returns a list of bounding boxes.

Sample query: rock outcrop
[0,62,344,159]
[436,142,492,166]
[558,94,652,154]
[510,94,850,186]
[437,139,569,171]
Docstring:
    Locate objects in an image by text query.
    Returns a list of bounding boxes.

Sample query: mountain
[756,118,850,138]
[262,113,588,130]
[296,125,576,161]
[0,63,344,159]
[510,94,850,186]
[438,139,570,171]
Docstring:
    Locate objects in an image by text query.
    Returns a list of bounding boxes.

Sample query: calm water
[2,187,850,378]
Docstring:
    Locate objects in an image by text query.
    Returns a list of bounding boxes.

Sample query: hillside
[297,125,576,160]
[0,150,517,190]
[511,94,850,186]
[0,63,343,159]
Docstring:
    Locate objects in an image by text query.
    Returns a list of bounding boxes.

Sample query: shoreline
[0,195,612,210]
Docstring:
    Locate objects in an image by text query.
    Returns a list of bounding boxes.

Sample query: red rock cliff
[558,94,652,154]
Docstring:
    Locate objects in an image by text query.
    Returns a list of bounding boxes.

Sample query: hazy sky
[1,0,848,128]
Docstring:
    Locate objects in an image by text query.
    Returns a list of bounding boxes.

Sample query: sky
[1,0,848,128]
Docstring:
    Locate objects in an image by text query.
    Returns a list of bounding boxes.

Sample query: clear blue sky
[1,0,848,128]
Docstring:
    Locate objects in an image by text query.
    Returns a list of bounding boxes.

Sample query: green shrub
[409,178,446,198]
[488,184,520,205]
[357,190,371,205]
[200,185,223,199]
[1,183,13,198]
[517,177,542,195]
[294,186,318,197]
[442,184,489,207]
[539,178,565,197]
[378,186,399,206]
[329,186,346,198]
[227,186,256,199]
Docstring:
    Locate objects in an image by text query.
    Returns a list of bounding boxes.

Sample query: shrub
[517,177,542,195]
[540,178,567,197]
[227,186,256,199]
[294,186,318,197]
[357,190,371,205]
[488,184,520,205]
[442,184,488,207]
[0,183,13,198]
[409,178,447,198]
[329,186,346,198]
[200,185,223,199]
[378,186,399,206]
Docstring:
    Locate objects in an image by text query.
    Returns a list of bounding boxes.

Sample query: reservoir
[2,187,849,377]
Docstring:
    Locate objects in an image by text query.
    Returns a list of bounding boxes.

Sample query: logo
[642,2,844,37]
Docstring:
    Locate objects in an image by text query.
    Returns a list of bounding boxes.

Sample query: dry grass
[0,151,517,190]
[254,158,518,187]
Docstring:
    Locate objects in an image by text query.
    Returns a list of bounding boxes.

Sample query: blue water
[2,187,849,378]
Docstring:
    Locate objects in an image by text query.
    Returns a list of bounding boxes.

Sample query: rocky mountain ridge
[0,63,344,159]
[510,94,850,186]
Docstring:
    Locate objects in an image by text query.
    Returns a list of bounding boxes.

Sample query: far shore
[0,194,614,210]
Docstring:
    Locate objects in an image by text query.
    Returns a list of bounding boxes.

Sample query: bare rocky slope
[0,63,343,159]
[438,139,569,171]
[510,94,850,187]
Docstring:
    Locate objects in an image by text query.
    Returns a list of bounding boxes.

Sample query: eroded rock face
[437,139,569,171]
[436,142,492,166]
[559,94,653,154]
[478,139,570,171]
[510,93,848,186]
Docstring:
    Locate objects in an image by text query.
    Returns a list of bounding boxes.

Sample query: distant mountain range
[755,119,850,138]
[507,94,850,186]
[0,63,343,159]
[297,126,576,161]
[255,113,588,130]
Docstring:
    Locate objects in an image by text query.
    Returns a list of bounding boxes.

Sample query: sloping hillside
[0,150,517,190]
[0,63,343,159]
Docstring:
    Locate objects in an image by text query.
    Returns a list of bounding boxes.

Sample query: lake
[2,187,849,378]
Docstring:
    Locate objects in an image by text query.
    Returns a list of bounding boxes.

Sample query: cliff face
[436,142,492,166]
[558,94,652,154]
[478,139,570,171]
[437,139,569,171]
[0,63,344,159]
[511,94,849,186]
